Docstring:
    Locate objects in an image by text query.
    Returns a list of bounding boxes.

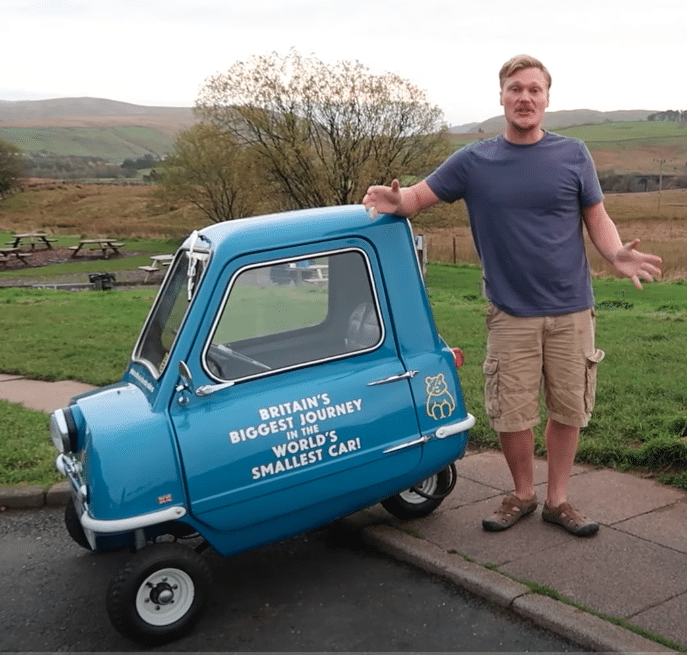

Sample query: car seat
[345,302,380,351]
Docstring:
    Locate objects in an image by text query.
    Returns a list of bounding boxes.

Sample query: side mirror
[178,359,235,397]
[176,361,194,393]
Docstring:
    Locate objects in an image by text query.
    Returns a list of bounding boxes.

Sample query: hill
[0,97,196,162]
[462,109,658,134]
[0,97,195,132]
[1,99,685,179]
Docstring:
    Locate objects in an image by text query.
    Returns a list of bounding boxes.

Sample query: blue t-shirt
[425,132,604,317]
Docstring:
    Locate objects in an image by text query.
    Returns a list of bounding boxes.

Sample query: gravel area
[0,246,157,288]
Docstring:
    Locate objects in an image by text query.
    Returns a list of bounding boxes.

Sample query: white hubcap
[398,475,438,504]
[136,567,195,626]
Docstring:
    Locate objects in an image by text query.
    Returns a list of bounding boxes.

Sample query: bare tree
[195,49,448,210]
[161,123,263,223]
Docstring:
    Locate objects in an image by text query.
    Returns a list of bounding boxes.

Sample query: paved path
[1,374,685,652]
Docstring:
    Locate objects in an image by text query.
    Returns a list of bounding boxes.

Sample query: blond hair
[499,55,552,90]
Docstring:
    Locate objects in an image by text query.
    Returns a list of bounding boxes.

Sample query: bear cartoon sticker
[425,373,456,420]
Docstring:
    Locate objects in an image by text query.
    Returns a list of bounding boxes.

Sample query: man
[363,54,661,537]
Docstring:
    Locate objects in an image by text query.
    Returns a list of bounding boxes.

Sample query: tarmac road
[0,507,587,652]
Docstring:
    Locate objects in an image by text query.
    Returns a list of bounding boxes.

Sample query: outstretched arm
[363,179,441,218]
[583,201,662,290]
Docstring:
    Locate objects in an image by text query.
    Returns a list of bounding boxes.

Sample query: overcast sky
[2,0,684,125]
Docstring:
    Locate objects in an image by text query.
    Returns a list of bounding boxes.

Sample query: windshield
[135,250,208,377]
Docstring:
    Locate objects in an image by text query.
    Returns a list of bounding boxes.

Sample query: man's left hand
[612,239,663,290]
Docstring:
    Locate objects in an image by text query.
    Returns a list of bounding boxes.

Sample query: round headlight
[50,408,77,454]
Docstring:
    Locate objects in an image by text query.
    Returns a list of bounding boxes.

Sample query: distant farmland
[0,98,195,163]
[449,120,687,175]
[0,125,177,162]
[1,97,685,176]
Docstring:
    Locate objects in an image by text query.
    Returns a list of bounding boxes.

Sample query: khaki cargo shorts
[483,303,605,433]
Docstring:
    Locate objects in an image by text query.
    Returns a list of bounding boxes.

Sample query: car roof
[182,205,400,256]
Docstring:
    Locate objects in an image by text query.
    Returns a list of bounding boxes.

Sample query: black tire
[381,468,453,520]
[64,497,93,550]
[106,542,212,646]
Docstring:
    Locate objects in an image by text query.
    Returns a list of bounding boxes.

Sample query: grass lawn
[0,286,158,385]
[0,400,58,486]
[1,262,686,488]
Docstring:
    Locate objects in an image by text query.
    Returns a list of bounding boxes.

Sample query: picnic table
[7,232,57,250]
[68,238,125,259]
[0,247,33,266]
[138,254,173,281]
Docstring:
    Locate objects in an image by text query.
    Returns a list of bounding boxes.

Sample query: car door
[170,245,422,533]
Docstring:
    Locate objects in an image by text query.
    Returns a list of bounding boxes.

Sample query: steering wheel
[206,343,271,378]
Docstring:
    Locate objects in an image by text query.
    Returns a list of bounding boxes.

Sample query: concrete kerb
[0,481,70,510]
[343,517,676,654]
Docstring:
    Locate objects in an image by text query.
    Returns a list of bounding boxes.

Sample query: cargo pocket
[483,357,501,418]
[584,349,605,414]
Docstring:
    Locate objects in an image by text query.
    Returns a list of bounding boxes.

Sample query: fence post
[414,234,427,275]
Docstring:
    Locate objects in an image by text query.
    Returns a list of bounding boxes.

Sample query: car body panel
[51,205,473,558]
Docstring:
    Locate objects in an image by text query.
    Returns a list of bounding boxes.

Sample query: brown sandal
[482,493,538,532]
[542,501,599,537]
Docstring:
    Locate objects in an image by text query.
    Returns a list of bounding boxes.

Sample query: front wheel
[381,466,456,520]
[106,542,212,645]
[65,497,92,550]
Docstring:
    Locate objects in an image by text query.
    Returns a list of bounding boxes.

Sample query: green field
[446,120,687,178]
[0,125,175,162]
[3,118,686,169]
[557,120,687,142]
[1,263,686,488]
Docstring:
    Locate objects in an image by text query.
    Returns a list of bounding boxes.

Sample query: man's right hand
[363,179,402,218]
[363,179,440,219]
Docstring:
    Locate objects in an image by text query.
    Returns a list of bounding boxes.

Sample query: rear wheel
[381,466,456,520]
[106,542,212,645]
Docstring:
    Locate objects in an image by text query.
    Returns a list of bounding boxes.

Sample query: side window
[205,250,381,381]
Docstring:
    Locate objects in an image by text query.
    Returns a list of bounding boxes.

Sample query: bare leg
[545,418,579,508]
[483,428,539,531]
[499,428,536,501]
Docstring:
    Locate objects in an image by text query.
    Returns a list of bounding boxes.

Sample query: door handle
[367,370,418,386]
[384,434,429,453]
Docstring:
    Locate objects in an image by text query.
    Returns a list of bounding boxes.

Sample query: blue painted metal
[52,205,473,557]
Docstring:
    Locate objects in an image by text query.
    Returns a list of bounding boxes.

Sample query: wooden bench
[0,249,32,265]
[138,254,173,282]
[138,265,162,282]
[302,264,329,284]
